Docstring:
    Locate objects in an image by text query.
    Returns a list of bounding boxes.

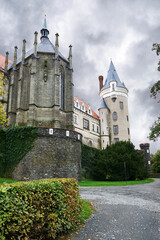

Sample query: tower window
[128,128,130,135]
[127,115,129,121]
[120,101,123,109]
[83,119,89,130]
[112,83,115,90]
[113,125,118,134]
[114,138,119,143]
[113,112,117,120]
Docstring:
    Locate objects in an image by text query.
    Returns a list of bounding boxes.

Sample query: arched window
[113,112,117,120]
[59,66,65,109]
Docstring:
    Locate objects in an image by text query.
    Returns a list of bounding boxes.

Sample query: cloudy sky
[0,0,160,153]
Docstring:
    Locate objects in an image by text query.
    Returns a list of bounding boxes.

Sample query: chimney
[99,75,103,91]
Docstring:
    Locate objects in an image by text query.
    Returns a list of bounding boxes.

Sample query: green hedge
[0,178,82,240]
[0,127,38,178]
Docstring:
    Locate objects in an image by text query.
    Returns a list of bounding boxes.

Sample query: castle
[1,17,130,150]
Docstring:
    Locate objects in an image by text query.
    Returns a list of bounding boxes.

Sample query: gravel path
[71,179,160,240]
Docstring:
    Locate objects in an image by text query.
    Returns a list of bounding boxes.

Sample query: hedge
[0,127,38,178]
[0,178,82,240]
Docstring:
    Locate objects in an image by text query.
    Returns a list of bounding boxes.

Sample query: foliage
[0,178,82,240]
[149,43,160,140]
[151,150,160,173]
[0,178,18,185]
[78,179,154,187]
[0,126,38,178]
[82,141,148,181]
[78,199,93,224]
[0,71,8,127]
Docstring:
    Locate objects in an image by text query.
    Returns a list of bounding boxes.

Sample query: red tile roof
[74,96,99,120]
[0,54,12,70]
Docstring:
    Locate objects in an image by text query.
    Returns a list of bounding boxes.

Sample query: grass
[78,178,155,187]
[0,178,18,184]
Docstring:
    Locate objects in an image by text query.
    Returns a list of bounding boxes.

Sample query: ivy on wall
[0,127,38,178]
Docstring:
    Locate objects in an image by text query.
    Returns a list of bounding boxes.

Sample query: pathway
[71,179,160,240]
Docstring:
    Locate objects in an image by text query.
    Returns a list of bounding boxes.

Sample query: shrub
[151,150,160,173]
[0,178,82,240]
[82,141,148,181]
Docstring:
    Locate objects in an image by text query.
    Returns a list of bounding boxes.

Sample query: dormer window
[75,100,79,108]
[81,104,85,112]
[88,107,92,115]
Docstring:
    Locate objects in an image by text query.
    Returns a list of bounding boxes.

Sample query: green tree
[151,150,160,173]
[149,43,160,140]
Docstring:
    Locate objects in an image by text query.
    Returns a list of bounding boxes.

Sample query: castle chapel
[2,17,130,150]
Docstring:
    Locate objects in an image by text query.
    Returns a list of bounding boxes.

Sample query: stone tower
[99,61,130,149]
[7,16,74,130]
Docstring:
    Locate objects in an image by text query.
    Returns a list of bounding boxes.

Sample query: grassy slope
[78,178,155,187]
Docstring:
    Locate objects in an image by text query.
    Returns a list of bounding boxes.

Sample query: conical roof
[99,98,109,110]
[101,61,127,91]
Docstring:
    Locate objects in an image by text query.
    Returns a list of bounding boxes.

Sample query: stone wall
[12,128,82,181]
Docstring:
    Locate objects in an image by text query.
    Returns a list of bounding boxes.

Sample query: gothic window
[59,66,65,109]
[113,112,117,120]
[83,119,89,130]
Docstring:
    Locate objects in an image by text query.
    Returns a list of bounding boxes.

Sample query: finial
[22,39,26,63]
[55,33,59,58]
[5,52,9,72]
[34,31,38,55]
[40,15,49,41]
[68,45,72,68]
[13,46,18,69]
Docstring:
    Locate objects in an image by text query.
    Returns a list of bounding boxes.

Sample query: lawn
[78,178,155,187]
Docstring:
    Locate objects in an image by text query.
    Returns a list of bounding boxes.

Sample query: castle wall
[12,128,82,182]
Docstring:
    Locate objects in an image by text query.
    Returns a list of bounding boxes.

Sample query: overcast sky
[0,0,160,153]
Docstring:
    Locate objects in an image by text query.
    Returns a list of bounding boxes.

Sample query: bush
[0,178,82,240]
[82,141,148,181]
[151,150,160,173]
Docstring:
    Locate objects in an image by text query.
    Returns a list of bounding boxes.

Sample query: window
[74,115,78,124]
[83,119,89,130]
[88,108,91,115]
[82,104,85,112]
[59,66,64,109]
[97,126,99,133]
[112,83,115,90]
[102,119,103,122]
[113,112,117,120]
[120,101,123,109]
[128,128,130,135]
[88,140,93,147]
[92,124,94,131]
[103,140,104,143]
[127,115,129,121]
[113,125,118,134]
[114,138,119,143]
[76,101,79,108]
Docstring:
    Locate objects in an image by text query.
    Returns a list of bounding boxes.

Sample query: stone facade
[7,18,74,130]
[12,128,82,182]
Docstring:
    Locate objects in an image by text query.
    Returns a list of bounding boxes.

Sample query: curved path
[71,179,160,240]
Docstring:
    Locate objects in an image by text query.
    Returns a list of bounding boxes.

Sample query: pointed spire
[55,33,59,58]
[40,15,49,41]
[68,45,72,68]
[34,31,38,55]
[13,46,18,69]
[5,52,9,72]
[22,39,26,63]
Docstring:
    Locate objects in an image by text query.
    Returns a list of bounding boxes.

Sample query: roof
[0,54,12,70]
[99,98,109,110]
[74,96,99,120]
[8,19,68,69]
[101,60,127,91]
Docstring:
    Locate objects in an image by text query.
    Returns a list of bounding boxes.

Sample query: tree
[149,43,160,140]
[0,70,8,127]
[151,150,160,173]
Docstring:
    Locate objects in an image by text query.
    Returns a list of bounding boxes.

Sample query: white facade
[73,60,130,149]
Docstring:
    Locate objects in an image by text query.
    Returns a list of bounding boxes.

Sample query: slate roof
[101,60,127,91]
[99,98,109,110]
[74,96,99,120]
